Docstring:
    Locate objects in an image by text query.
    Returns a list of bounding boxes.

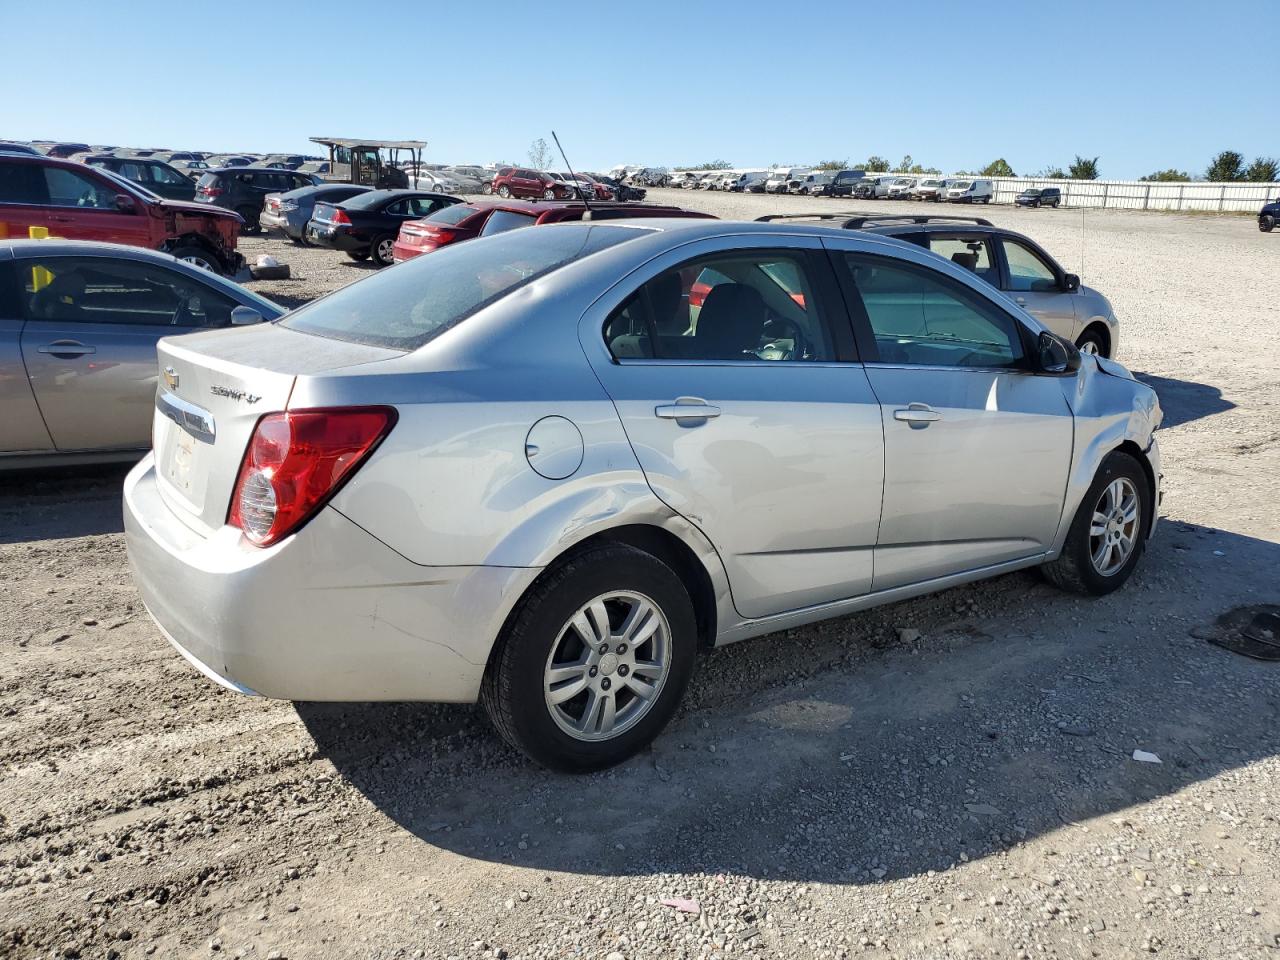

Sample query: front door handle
[1015,296,1027,305]
[38,340,97,358]
[656,396,721,422]
[893,402,942,427]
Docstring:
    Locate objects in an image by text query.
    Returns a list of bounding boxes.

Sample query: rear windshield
[424,203,482,226]
[341,190,404,211]
[279,224,641,351]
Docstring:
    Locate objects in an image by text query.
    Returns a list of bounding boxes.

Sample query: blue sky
[3,0,1272,179]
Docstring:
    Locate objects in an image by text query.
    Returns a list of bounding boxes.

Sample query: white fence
[987,177,1278,213]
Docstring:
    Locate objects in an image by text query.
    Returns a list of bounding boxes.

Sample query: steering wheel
[759,314,808,361]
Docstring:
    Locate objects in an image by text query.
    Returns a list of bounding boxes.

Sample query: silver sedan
[1,240,281,469]
[124,219,1162,771]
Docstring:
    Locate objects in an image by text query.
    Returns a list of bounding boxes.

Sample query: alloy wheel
[1079,339,1100,355]
[543,591,671,741]
[376,239,394,263]
[180,253,216,272]
[1089,477,1140,576]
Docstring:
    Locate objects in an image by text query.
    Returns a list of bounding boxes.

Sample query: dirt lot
[2,192,1278,960]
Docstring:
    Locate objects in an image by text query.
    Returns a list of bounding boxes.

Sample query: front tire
[1261,214,1276,233]
[168,244,221,274]
[1075,327,1108,358]
[481,544,698,772]
[497,184,511,198]
[1041,451,1149,596]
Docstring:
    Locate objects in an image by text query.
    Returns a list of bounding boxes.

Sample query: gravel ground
[2,192,1278,960]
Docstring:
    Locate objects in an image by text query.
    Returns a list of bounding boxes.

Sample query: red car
[0,154,245,274]
[491,167,574,201]
[392,200,715,263]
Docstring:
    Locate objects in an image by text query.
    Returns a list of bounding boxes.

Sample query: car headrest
[695,283,767,359]
[950,251,979,272]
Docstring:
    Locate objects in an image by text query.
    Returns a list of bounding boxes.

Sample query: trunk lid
[152,323,401,536]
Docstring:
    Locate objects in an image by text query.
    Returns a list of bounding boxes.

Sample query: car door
[830,245,1073,590]
[0,158,51,239]
[42,166,153,247]
[17,254,240,451]
[0,259,53,453]
[911,232,999,288]
[582,236,885,619]
[995,235,1078,341]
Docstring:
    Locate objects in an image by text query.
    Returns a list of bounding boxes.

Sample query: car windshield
[280,224,643,351]
[952,181,972,189]
[98,167,160,201]
[1022,189,1041,196]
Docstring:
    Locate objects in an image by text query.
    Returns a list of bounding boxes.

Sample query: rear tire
[1041,451,1148,596]
[497,184,511,198]
[481,544,698,772]
[1052,199,1061,208]
[1261,214,1276,233]
[370,233,396,268]
[236,206,260,235]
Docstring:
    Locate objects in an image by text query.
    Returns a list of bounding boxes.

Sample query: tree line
[672,150,1280,183]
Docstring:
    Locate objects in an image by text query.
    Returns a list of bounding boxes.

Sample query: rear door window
[604,251,837,362]
[0,161,48,204]
[925,235,996,283]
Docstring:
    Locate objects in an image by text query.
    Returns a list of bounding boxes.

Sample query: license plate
[169,430,195,494]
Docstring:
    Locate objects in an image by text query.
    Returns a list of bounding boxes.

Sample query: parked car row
[482,167,648,202]
[0,152,246,274]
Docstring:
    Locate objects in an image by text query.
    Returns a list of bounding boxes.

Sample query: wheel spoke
[596,692,617,735]
[1089,512,1109,537]
[1091,538,1109,570]
[632,659,664,680]
[625,674,658,701]
[619,600,660,647]
[585,600,611,644]
[1120,494,1139,526]
[546,661,588,685]
[575,687,600,733]
[547,675,588,705]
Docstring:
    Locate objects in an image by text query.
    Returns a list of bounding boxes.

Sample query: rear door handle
[38,340,97,358]
[893,402,942,427]
[655,396,721,421]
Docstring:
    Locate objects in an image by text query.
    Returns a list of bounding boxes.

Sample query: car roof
[0,238,207,263]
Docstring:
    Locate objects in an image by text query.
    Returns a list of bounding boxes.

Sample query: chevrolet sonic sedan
[124,219,1162,771]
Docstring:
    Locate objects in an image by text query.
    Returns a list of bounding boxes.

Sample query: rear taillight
[228,407,396,547]
[199,186,223,197]
[331,208,352,225]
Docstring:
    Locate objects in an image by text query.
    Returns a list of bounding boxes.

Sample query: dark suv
[1259,197,1278,233]
[0,153,243,274]
[194,167,320,233]
[1015,187,1062,208]
[818,169,867,197]
[83,155,196,201]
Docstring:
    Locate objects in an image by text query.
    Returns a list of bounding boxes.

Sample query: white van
[727,171,767,192]
[765,167,808,193]
[942,178,994,204]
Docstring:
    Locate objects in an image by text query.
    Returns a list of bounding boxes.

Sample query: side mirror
[1061,272,1080,292]
[1037,330,1081,374]
[230,305,264,326]
[114,194,135,212]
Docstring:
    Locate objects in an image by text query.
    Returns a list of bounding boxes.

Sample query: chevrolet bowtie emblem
[163,366,179,390]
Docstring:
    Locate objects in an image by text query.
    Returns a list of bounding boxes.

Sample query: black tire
[481,544,698,772]
[345,250,369,262]
[1032,199,1041,208]
[369,233,396,268]
[1075,327,1109,358]
[1041,451,1149,596]
[168,244,223,275]
[236,206,261,235]
[1260,214,1276,233]
[543,188,555,200]
[1052,199,1061,208]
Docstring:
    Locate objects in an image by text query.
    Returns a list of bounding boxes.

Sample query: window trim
[834,250,1038,372]
[603,247,859,365]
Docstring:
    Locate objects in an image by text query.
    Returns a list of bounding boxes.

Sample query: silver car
[124,219,1162,771]
[1,240,281,468]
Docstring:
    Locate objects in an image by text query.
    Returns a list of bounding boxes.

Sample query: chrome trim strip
[156,389,216,443]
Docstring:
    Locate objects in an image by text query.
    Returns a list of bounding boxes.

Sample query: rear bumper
[123,455,538,702]
[259,209,302,238]
[392,239,430,262]
[305,222,367,252]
